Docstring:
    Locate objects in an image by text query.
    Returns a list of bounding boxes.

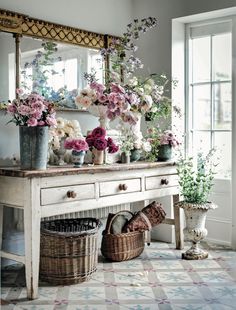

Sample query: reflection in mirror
[0,31,16,102]
[20,37,104,109]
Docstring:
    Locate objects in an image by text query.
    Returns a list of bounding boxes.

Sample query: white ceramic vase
[88,105,109,129]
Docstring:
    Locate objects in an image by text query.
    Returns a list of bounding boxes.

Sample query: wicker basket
[101,211,145,262]
[40,218,101,285]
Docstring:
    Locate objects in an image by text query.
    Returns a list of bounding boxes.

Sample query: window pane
[213,83,231,130]
[212,33,231,81]
[192,37,210,82]
[192,131,211,154]
[193,85,211,129]
[214,132,231,178]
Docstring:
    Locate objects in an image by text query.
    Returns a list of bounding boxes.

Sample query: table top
[0,161,176,178]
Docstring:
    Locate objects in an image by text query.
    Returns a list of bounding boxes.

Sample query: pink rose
[86,134,94,147]
[110,83,125,94]
[90,82,105,93]
[64,138,74,149]
[45,116,57,126]
[27,117,38,127]
[7,104,17,114]
[73,139,89,152]
[108,143,119,154]
[37,120,45,126]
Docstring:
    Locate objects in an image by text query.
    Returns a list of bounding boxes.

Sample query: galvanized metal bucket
[19,126,48,170]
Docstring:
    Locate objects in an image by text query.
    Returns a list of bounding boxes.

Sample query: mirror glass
[0,32,105,109]
[0,31,16,102]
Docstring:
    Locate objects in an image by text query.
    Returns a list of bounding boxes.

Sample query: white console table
[0,162,183,299]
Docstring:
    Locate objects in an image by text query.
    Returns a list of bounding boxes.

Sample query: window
[186,20,232,178]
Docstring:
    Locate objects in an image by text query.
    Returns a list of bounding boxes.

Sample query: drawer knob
[161,178,169,185]
[67,190,77,198]
[119,184,128,191]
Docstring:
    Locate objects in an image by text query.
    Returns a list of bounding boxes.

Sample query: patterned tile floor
[1,241,236,310]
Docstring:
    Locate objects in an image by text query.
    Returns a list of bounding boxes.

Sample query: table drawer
[41,183,95,205]
[99,178,141,197]
[146,175,178,190]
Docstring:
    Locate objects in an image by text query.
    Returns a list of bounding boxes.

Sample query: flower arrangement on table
[49,117,82,151]
[145,127,181,161]
[64,137,89,167]
[119,127,151,162]
[6,90,57,127]
[75,17,174,127]
[86,127,119,164]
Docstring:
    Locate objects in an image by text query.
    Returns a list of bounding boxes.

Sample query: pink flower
[30,109,42,119]
[37,120,45,126]
[86,134,94,147]
[110,83,125,94]
[73,139,89,152]
[27,117,38,127]
[45,116,57,126]
[64,138,89,152]
[98,94,108,103]
[18,105,31,116]
[91,127,106,139]
[108,143,119,154]
[7,104,17,114]
[90,82,105,93]
[16,88,24,95]
[94,138,107,151]
[31,101,45,112]
[64,138,74,149]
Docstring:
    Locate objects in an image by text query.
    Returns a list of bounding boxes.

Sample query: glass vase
[88,105,110,129]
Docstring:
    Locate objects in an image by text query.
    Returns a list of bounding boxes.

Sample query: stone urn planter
[176,201,217,260]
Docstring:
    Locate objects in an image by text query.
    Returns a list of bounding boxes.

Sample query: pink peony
[91,127,106,139]
[73,139,89,152]
[110,83,125,94]
[45,116,57,126]
[64,138,74,149]
[93,138,107,151]
[86,134,94,147]
[108,143,119,154]
[90,82,105,93]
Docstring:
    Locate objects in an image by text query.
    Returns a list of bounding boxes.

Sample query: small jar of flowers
[157,130,181,161]
[86,127,119,165]
[64,138,89,167]
[146,128,181,162]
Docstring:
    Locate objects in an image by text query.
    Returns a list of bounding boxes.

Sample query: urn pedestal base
[182,242,208,260]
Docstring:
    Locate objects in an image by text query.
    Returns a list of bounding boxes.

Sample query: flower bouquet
[6,91,57,170]
[64,138,89,167]
[86,127,119,164]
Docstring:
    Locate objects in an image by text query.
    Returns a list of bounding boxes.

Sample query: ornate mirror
[0,8,114,110]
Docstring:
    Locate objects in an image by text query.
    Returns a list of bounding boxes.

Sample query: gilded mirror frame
[0,8,115,109]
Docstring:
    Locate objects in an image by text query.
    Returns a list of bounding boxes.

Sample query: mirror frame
[0,8,115,109]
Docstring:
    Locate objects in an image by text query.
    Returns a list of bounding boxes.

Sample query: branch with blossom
[86,127,119,153]
[6,90,57,127]
[75,17,176,125]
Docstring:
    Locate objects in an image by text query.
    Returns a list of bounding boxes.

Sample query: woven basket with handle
[40,218,101,285]
[101,210,145,262]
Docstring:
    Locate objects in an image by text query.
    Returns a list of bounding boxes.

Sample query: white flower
[128,77,138,86]
[142,141,152,152]
[56,117,65,128]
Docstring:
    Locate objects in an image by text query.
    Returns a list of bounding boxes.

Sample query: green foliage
[176,150,217,204]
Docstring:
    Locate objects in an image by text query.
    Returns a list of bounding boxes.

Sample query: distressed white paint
[0,165,183,299]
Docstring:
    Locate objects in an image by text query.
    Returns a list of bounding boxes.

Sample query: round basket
[101,211,145,262]
[40,218,101,285]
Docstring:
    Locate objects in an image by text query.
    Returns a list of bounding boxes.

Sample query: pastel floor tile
[17,287,58,301]
[187,259,221,269]
[112,260,144,270]
[151,260,184,270]
[156,271,193,283]
[122,304,164,310]
[68,286,106,300]
[67,306,107,310]
[146,250,177,259]
[210,285,236,298]
[114,271,149,284]
[197,271,234,283]
[116,286,155,300]
[163,286,202,299]
[171,304,212,310]
[13,306,54,310]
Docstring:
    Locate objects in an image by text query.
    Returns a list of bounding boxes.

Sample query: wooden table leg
[173,194,184,249]
[24,179,41,299]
